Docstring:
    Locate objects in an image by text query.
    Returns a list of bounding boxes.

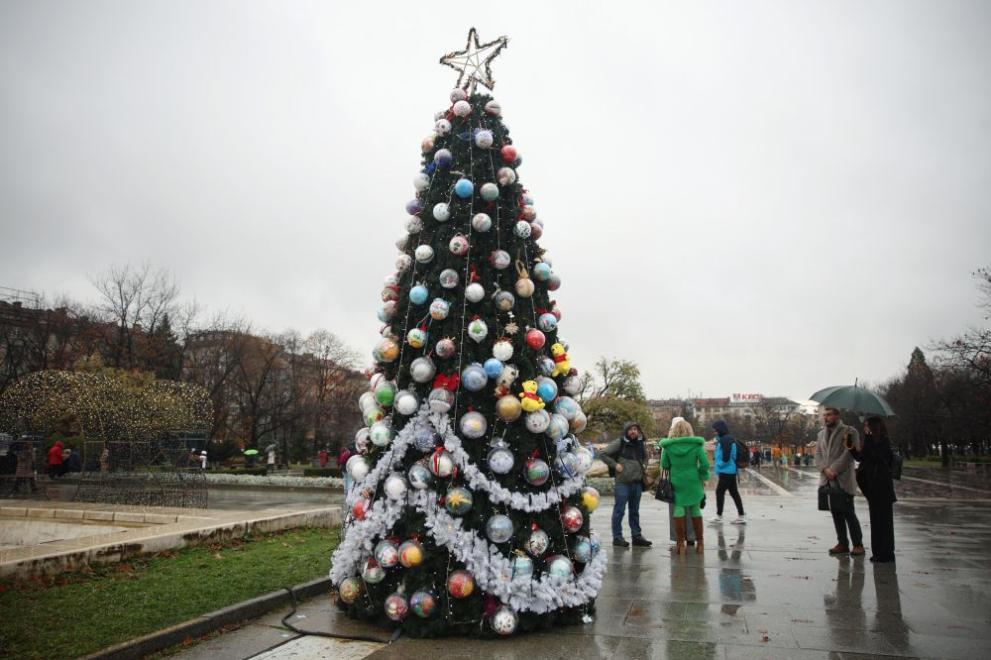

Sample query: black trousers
[867,497,895,561]
[716,473,744,516]
[830,496,863,546]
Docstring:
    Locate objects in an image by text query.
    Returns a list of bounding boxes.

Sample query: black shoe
[686,540,696,546]
[632,536,653,547]
[613,538,630,547]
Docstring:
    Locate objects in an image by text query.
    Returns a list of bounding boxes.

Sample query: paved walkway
[171,468,991,659]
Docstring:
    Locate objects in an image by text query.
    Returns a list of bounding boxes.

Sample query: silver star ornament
[439,28,509,95]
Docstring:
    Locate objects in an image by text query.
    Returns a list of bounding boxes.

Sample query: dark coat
[600,422,647,484]
[850,435,897,504]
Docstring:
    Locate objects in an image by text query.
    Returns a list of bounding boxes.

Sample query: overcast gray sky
[1,0,989,401]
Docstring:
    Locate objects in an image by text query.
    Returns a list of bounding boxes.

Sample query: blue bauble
[536,377,558,403]
[405,199,423,215]
[483,358,503,379]
[454,178,474,198]
[511,555,533,579]
[533,263,552,282]
[434,149,453,168]
[426,162,437,175]
[572,536,592,563]
[538,313,557,333]
[409,284,429,305]
[461,363,488,392]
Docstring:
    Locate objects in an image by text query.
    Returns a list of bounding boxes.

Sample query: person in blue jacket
[709,420,746,524]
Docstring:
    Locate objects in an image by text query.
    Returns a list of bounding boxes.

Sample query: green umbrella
[809,385,896,417]
[243,449,260,456]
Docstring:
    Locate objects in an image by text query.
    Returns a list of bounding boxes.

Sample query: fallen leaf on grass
[213,553,224,560]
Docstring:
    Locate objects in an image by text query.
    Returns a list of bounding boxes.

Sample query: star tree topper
[439,28,509,95]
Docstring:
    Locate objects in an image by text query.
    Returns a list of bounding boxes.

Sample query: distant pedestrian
[266,448,276,474]
[660,419,710,554]
[815,407,864,556]
[199,450,208,470]
[47,440,64,479]
[849,417,897,563]
[709,420,746,525]
[338,443,354,492]
[600,421,653,548]
[318,447,329,468]
[100,445,110,472]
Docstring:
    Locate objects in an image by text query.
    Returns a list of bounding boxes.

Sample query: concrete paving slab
[251,636,383,660]
[165,624,299,660]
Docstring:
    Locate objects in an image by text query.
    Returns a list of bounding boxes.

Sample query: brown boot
[673,517,687,555]
[692,516,705,553]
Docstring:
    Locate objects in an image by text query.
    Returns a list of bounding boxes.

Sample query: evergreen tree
[331,31,604,637]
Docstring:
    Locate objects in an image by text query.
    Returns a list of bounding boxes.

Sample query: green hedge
[209,467,268,476]
[303,467,342,478]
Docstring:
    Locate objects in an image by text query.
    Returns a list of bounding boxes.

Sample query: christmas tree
[330,29,605,637]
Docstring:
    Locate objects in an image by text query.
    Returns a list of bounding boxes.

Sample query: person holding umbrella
[815,407,864,555]
[848,416,897,563]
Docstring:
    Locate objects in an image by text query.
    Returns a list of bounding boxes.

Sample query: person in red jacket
[47,440,64,479]
[318,447,329,468]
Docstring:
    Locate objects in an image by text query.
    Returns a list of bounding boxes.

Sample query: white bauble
[525,409,551,434]
[346,455,369,481]
[406,216,423,234]
[465,282,485,303]
[514,220,532,238]
[575,445,594,473]
[484,100,502,116]
[497,167,517,186]
[468,318,488,343]
[546,413,570,441]
[563,375,582,396]
[410,356,436,383]
[414,244,434,263]
[471,212,492,232]
[487,444,515,474]
[433,203,450,222]
[459,411,487,439]
[485,514,514,544]
[358,391,376,413]
[395,235,408,251]
[439,268,459,289]
[491,606,518,636]
[474,129,494,148]
[450,88,468,103]
[479,182,499,201]
[384,473,408,500]
[396,254,412,272]
[490,250,511,270]
[435,118,452,136]
[428,450,454,477]
[413,172,430,191]
[453,100,471,116]
[492,339,514,362]
[570,411,588,434]
[394,390,419,416]
[370,421,393,447]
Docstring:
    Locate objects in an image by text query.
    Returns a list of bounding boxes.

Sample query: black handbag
[818,480,850,513]
[653,470,674,503]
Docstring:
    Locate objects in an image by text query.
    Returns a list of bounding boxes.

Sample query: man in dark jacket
[710,420,746,524]
[600,421,652,548]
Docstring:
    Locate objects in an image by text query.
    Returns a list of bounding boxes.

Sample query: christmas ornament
[533,262,551,281]
[489,249,511,270]
[405,199,423,215]
[563,375,582,396]
[546,555,573,580]
[428,387,454,413]
[452,99,471,116]
[435,337,456,358]
[575,445,595,473]
[547,273,562,291]
[546,413,570,442]
[493,339,513,361]
[439,268,459,289]
[414,244,434,263]
[525,456,551,485]
[414,425,438,452]
[450,87,468,102]
[550,343,571,377]
[529,222,543,240]
[514,220,531,238]
[354,427,370,454]
[449,233,469,255]
[435,118,452,135]
[525,328,546,350]
[537,312,557,332]
[495,364,519,396]
[572,536,592,563]
[447,570,475,599]
[384,592,409,622]
[370,421,393,447]
[394,389,418,416]
[511,553,533,578]
[518,381,545,412]
[376,302,396,324]
[439,27,508,94]
[555,396,579,420]
[406,216,423,234]
[536,377,558,403]
[413,172,430,191]
[471,212,492,232]
[465,282,485,303]
[485,99,502,116]
[396,254,412,272]
[433,202,450,222]
[361,557,385,584]
[468,318,488,343]
[421,136,434,153]
[483,357,503,379]
[570,411,588,434]
[515,270,534,298]
[429,298,450,320]
[493,290,515,312]
[434,148,452,168]
[459,410,487,439]
[538,356,557,377]
[408,462,433,489]
[589,532,601,556]
[409,284,429,305]
[474,129,493,148]
[580,486,601,512]
[346,455,369,481]
[485,514,514,543]
[495,394,522,422]
[338,576,362,604]
[497,167,516,186]
[406,327,427,349]
[410,589,437,618]
[384,473,408,500]
[487,440,515,474]
[461,363,487,391]
[479,182,499,201]
[359,391,376,413]
[445,486,473,515]
[429,449,454,477]
[454,178,474,198]
[395,235,408,251]
[381,286,399,303]
[363,405,385,427]
[399,539,424,568]
[500,144,518,163]
[374,539,399,568]
[410,356,436,383]
[525,527,550,557]
[521,205,537,221]
[561,505,584,533]
[373,338,400,363]
[491,606,519,636]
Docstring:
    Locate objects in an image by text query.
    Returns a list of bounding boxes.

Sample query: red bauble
[447,569,475,599]
[561,505,584,533]
[351,497,369,520]
[525,328,546,350]
[500,145,518,164]
[529,223,542,240]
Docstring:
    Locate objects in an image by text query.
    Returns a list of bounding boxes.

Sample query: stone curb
[80,576,332,660]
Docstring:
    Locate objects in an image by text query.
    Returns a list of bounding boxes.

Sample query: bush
[209,467,268,476]
[303,467,342,478]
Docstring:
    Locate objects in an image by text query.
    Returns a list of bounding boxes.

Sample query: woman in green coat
[660,419,710,554]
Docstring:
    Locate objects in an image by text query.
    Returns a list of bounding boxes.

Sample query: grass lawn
[0,527,339,660]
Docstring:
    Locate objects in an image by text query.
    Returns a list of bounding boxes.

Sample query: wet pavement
[170,467,991,659]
